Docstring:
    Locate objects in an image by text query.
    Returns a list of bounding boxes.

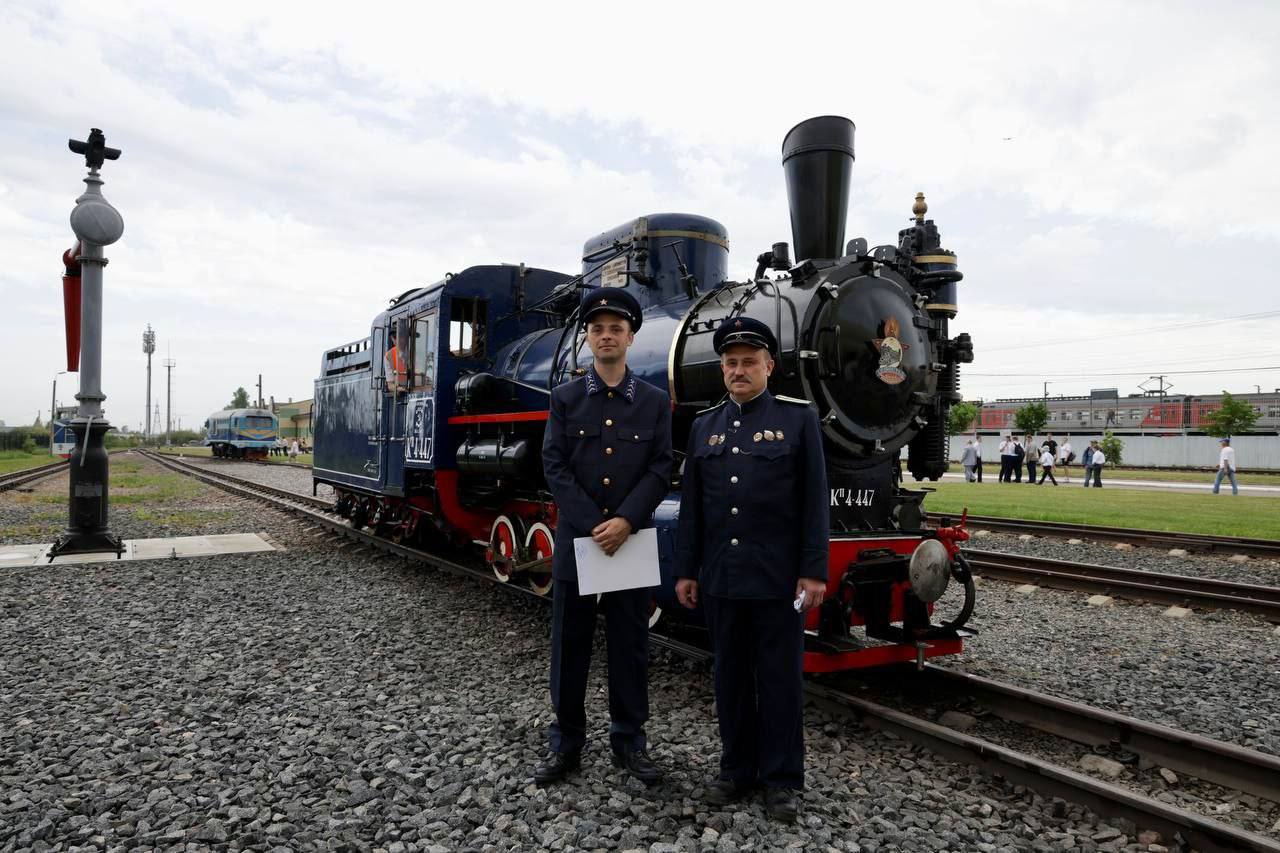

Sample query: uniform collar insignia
[587,365,636,402]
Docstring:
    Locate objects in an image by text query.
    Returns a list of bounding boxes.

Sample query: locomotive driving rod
[510,555,551,573]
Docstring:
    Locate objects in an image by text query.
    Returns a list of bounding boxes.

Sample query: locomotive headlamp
[908,539,951,603]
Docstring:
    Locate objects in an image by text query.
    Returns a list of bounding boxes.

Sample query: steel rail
[141,451,1280,852]
[917,665,1280,803]
[0,459,69,492]
[154,450,313,470]
[805,682,1280,853]
[936,514,1280,559]
[966,549,1280,622]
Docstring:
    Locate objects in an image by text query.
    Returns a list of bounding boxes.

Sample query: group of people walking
[960,433,1107,487]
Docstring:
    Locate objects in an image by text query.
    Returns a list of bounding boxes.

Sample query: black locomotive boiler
[314,116,977,671]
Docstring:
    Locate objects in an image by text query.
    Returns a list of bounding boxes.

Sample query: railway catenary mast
[314,116,978,671]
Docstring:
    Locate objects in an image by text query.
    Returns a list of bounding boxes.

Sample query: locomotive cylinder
[781,116,856,262]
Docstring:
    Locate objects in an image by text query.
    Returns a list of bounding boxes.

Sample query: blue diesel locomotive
[313,116,977,671]
[204,408,279,459]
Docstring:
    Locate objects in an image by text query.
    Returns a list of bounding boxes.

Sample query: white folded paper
[573,526,660,595]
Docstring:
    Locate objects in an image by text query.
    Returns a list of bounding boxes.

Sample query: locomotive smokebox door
[827,463,895,530]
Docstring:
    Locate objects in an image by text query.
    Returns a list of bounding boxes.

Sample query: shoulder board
[775,395,813,406]
[695,400,727,417]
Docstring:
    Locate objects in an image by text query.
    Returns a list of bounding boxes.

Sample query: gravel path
[1,456,1164,852]
[969,529,1280,586]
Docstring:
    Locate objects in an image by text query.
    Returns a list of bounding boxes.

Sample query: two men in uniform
[536,292,828,823]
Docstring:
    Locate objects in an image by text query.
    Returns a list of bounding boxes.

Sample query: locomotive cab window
[411,312,438,391]
[449,297,487,358]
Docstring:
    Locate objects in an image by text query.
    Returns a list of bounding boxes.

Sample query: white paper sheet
[573,527,660,595]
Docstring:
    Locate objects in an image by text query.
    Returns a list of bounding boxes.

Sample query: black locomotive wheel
[349,500,369,530]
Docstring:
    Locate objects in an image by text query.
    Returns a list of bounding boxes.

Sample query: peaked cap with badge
[580,286,643,332]
[712,315,778,356]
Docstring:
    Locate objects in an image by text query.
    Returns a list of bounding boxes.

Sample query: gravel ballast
[0,456,1174,852]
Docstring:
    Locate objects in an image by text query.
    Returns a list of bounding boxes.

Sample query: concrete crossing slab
[0,533,276,567]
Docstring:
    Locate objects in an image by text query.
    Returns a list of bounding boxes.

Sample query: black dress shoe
[765,787,798,821]
[705,778,752,806]
[533,750,581,785]
[612,748,663,785]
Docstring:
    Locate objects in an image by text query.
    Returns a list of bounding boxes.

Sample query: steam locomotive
[313,116,976,671]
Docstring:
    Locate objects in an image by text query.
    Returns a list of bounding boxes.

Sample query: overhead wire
[980,309,1280,353]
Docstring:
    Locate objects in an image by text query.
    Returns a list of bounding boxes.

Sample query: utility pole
[163,358,176,446]
[50,128,125,559]
[1141,375,1172,431]
[257,373,264,409]
[143,325,155,439]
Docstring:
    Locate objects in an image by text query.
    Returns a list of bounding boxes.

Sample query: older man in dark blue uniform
[534,286,673,786]
[674,316,828,821]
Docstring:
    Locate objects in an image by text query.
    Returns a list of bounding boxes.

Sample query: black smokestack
[781,116,855,263]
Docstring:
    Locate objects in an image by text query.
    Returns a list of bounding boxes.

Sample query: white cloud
[2,0,1280,428]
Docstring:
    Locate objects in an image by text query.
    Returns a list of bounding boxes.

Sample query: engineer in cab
[674,316,828,822]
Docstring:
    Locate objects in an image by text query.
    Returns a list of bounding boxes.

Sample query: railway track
[137,450,1280,852]
[154,450,313,470]
[0,459,69,493]
[966,549,1280,622]
[935,513,1280,559]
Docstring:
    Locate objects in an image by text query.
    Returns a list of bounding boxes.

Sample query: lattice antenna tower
[142,325,156,439]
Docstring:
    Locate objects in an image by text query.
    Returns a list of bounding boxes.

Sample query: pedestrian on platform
[1213,437,1238,495]
[1012,436,1025,482]
[998,435,1016,483]
[534,286,672,787]
[1081,441,1095,487]
[961,439,978,482]
[1037,446,1058,485]
[1090,441,1106,487]
[973,435,984,482]
[674,316,828,822]
[289,439,299,461]
[1058,439,1074,483]
[1024,434,1038,484]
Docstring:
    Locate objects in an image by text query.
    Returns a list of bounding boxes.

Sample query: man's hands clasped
[591,517,633,556]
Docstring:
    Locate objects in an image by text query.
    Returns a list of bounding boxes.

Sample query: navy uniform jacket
[674,391,829,600]
[542,366,673,582]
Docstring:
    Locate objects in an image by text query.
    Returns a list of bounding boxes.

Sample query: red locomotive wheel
[488,516,519,583]
[525,522,554,596]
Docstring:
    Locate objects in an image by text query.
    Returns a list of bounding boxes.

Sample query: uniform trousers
[703,594,805,790]
[549,578,649,754]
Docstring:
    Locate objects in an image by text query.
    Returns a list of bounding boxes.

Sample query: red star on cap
[734,319,743,328]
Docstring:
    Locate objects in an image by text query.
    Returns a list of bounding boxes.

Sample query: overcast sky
[2,1,1279,430]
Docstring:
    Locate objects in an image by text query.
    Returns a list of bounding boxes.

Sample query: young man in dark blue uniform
[535,286,673,786]
[674,317,829,821]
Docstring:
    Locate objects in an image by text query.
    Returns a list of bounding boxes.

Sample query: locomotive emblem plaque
[873,317,908,386]
[405,396,435,464]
